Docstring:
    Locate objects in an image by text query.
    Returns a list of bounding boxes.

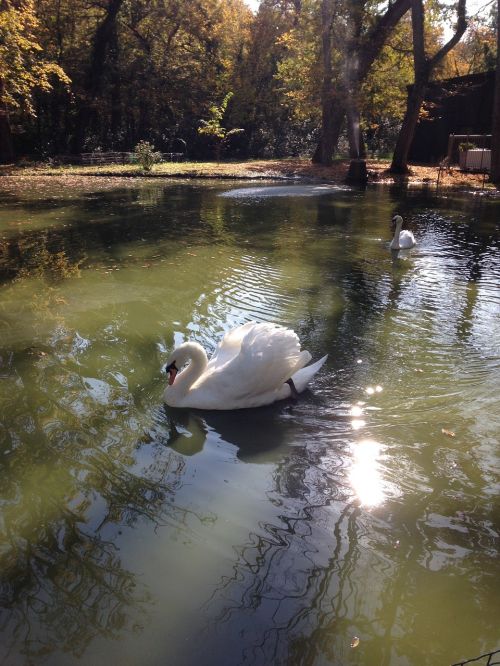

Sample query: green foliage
[275,0,323,124]
[134,141,162,171]
[198,92,244,159]
[198,92,235,140]
[2,0,473,163]
[458,141,476,151]
[0,0,69,115]
[361,15,414,154]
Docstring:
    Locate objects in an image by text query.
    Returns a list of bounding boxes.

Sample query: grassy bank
[1,158,497,192]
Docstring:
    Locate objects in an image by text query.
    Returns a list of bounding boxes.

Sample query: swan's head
[165,341,207,386]
[165,360,178,385]
[392,214,404,229]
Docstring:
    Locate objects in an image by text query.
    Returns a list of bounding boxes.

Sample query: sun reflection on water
[349,439,385,507]
[349,404,366,430]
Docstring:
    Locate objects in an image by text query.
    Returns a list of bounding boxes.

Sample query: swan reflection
[165,404,300,463]
[349,439,386,507]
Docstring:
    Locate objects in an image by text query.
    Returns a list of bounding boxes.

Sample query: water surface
[0,179,499,665]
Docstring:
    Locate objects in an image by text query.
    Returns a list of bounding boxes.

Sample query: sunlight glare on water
[349,439,386,507]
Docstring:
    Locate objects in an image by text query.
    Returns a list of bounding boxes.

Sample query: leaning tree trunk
[390,77,427,173]
[490,0,500,183]
[390,0,466,174]
[313,0,412,165]
[0,78,14,164]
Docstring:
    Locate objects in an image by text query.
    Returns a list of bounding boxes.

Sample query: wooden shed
[408,70,495,164]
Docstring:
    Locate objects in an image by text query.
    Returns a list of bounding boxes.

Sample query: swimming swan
[390,215,416,250]
[163,322,327,410]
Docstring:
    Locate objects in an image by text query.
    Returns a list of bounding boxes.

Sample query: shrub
[458,141,476,152]
[134,141,162,171]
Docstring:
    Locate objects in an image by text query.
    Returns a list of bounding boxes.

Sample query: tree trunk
[313,0,412,165]
[0,78,14,164]
[346,101,365,159]
[314,0,336,165]
[390,0,466,174]
[390,79,426,173]
[109,25,122,148]
[312,103,345,164]
[73,0,124,152]
[490,0,500,183]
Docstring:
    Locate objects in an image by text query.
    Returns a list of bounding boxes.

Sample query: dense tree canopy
[0,0,496,164]
[0,0,69,160]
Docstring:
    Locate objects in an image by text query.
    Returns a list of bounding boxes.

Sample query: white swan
[163,322,327,410]
[390,215,416,250]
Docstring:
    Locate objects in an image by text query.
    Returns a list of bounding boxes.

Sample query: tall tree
[229,0,301,157]
[314,0,342,164]
[390,0,467,174]
[314,0,413,164]
[0,0,68,162]
[490,0,500,183]
[73,0,124,152]
[0,76,13,163]
[31,0,253,155]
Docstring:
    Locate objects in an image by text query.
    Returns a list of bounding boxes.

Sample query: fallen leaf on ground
[351,637,360,648]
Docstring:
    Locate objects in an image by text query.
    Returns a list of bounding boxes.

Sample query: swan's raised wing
[201,323,311,400]
[206,322,257,371]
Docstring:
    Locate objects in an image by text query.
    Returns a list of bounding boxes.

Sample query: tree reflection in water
[191,419,359,665]
[0,397,214,664]
[0,242,214,662]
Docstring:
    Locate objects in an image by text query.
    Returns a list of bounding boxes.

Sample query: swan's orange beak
[166,361,178,386]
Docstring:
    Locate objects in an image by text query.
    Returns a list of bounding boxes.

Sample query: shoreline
[0,158,497,194]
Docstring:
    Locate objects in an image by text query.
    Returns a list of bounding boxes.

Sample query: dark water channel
[0,179,499,665]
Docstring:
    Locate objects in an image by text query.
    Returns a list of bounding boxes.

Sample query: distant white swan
[163,322,327,410]
[390,215,416,250]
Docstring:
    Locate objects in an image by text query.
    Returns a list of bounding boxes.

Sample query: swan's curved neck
[390,220,403,249]
[171,342,208,395]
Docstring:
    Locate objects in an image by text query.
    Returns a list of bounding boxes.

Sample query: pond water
[0,178,499,666]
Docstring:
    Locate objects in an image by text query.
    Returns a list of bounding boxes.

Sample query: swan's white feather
[164,322,326,410]
[397,229,416,249]
[206,322,255,370]
[290,354,328,393]
[390,215,416,250]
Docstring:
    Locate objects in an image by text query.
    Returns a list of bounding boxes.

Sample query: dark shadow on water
[164,399,307,463]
